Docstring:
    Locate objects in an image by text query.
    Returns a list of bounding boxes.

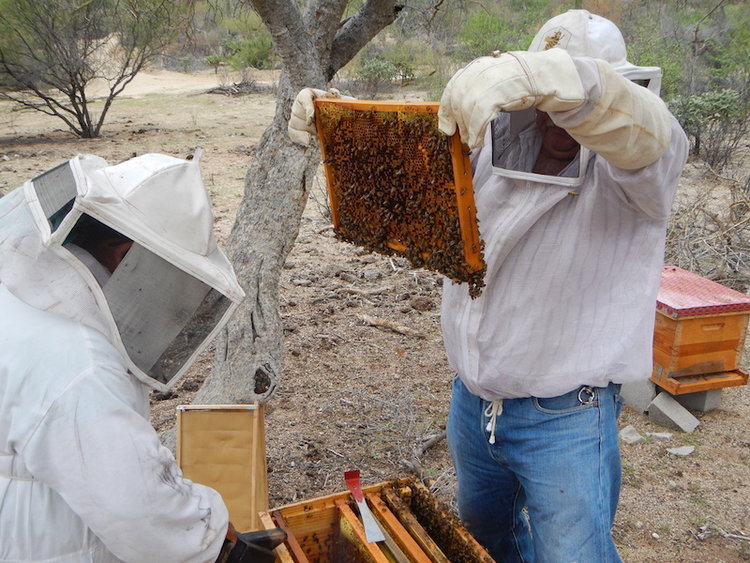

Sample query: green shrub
[356,56,397,97]
[225,33,275,70]
[670,88,748,169]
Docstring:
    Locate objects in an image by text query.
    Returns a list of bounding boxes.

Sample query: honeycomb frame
[313,98,486,296]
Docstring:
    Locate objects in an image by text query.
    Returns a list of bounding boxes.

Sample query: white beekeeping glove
[288,88,349,146]
[438,48,586,148]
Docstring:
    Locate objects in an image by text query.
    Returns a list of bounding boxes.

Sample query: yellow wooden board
[176,404,268,531]
[651,369,748,394]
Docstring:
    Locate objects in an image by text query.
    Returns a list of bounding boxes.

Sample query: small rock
[321,264,343,277]
[409,295,435,312]
[620,425,645,444]
[651,532,660,539]
[291,278,312,286]
[667,445,695,456]
[340,272,360,284]
[180,381,199,392]
[646,432,673,441]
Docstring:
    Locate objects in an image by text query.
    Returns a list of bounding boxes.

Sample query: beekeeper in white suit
[0,152,282,562]
[289,10,689,562]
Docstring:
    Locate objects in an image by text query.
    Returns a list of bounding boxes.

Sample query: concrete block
[621,379,658,413]
[674,389,722,412]
[647,392,700,433]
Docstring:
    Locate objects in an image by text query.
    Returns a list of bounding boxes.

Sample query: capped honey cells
[313,99,486,297]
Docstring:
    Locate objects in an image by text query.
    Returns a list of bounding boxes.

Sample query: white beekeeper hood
[491,9,662,187]
[3,151,244,391]
[528,9,662,95]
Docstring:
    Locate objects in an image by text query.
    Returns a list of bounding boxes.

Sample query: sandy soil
[1,70,749,562]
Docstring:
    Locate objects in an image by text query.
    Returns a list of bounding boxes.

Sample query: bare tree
[0,0,188,138]
[194,0,403,404]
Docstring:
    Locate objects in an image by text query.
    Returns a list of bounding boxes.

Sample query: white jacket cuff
[549,57,672,170]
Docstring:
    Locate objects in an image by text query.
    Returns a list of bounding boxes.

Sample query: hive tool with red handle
[344,470,386,543]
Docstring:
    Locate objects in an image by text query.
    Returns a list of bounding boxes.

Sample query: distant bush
[670,88,749,170]
[356,56,398,97]
[224,34,276,70]
[204,54,225,73]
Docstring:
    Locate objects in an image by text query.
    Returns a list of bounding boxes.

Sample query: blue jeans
[447,377,623,563]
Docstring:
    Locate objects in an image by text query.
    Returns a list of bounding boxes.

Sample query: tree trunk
[194,0,402,404]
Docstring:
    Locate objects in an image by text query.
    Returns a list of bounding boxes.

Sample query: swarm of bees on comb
[314,100,486,298]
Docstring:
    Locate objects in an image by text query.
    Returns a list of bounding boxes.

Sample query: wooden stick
[270,510,309,563]
[356,313,424,338]
[336,286,390,297]
[257,512,295,563]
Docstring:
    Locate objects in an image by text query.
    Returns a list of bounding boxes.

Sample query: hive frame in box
[313,98,485,296]
[258,477,493,562]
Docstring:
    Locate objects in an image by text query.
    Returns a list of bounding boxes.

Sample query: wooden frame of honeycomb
[313,99,486,297]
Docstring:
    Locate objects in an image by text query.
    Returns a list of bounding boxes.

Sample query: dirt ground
[1,69,749,562]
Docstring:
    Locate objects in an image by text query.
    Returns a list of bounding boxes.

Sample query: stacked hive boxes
[651,266,750,394]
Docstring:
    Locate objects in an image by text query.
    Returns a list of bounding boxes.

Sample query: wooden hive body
[652,267,750,389]
[313,99,485,297]
[259,478,492,562]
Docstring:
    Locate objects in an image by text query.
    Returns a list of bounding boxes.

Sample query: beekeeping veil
[491,9,663,186]
[0,151,244,391]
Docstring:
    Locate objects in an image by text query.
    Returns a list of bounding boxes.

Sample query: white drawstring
[484,399,503,444]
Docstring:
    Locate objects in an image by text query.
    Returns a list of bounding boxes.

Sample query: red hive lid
[657,266,750,318]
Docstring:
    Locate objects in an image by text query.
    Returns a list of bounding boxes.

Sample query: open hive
[313,99,486,297]
[259,478,493,562]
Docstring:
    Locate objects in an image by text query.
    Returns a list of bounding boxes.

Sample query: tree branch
[249,0,326,89]
[302,0,349,55]
[329,0,403,76]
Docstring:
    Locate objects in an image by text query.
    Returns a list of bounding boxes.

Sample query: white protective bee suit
[438,10,690,400]
[0,152,245,562]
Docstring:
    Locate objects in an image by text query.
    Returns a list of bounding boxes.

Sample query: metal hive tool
[313,99,486,297]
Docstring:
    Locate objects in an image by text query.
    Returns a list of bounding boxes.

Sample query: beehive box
[313,98,486,297]
[176,404,268,532]
[258,478,492,562]
[652,266,750,380]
